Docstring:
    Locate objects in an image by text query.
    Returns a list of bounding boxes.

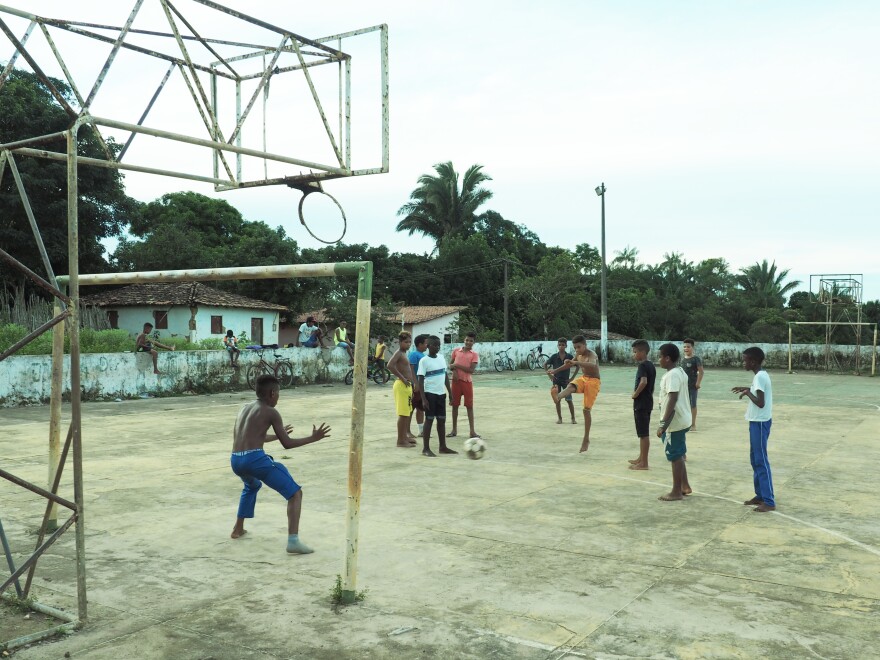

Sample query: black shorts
[423,392,446,421]
[633,409,652,438]
[688,387,698,408]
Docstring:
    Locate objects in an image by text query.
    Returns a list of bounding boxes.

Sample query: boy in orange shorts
[549,335,600,453]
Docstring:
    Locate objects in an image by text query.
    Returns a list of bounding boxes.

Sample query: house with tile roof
[81,282,288,345]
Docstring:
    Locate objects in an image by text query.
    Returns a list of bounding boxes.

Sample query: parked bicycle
[344,354,391,385]
[493,347,516,372]
[245,346,294,389]
[527,344,551,371]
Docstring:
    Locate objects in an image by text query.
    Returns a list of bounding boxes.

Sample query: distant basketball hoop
[293,181,348,244]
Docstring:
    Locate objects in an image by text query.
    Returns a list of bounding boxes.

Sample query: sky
[6,1,880,301]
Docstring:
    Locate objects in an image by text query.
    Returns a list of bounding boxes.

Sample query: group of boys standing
[387,331,479,457]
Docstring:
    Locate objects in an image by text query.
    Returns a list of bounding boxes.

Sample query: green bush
[79,328,135,354]
[0,324,53,355]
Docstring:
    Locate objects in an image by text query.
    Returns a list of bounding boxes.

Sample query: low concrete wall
[0,346,353,407]
[2,340,874,406]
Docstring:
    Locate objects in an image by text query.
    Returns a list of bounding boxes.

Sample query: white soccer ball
[463,436,486,460]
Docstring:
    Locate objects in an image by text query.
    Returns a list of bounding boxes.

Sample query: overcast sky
[8,1,880,301]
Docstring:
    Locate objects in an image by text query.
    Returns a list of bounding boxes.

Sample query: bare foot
[446,431,457,438]
[743,496,763,506]
[628,457,641,464]
[571,418,577,425]
[439,446,458,454]
[690,427,697,433]
[406,433,417,440]
[231,528,247,539]
[422,448,436,457]
[658,493,683,501]
[754,504,776,512]
[396,441,415,448]
[556,419,563,424]
[579,440,590,453]
[628,463,648,470]
[681,486,692,495]
[154,369,161,375]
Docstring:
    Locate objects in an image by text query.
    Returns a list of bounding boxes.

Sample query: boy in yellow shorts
[549,334,601,453]
[387,332,415,447]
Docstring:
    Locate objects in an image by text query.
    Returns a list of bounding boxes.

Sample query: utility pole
[595,183,608,362]
[503,259,509,342]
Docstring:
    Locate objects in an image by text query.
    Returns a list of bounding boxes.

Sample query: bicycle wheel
[373,367,391,385]
[527,354,537,370]
[494,358,503,372]
[344,369,354,385]
[276,361,294,388]
[537,354,550,370]
[246,364,268,389]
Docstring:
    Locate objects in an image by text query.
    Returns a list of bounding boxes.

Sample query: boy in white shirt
[417,335,457,457]
[732,347,775,512]
[655,343,692,501]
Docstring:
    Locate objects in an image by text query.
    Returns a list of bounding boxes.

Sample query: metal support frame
[1,0,387,644]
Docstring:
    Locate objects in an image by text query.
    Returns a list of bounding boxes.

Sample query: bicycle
[245,346,295,389]
[526,344,551,371]
[344,354,391,385]
[493,347,516,372]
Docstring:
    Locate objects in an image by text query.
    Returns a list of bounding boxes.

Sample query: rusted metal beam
[0,513,76,596]
[6,153,58,287]
[0,467,76,511]
[83,0,144,110]
[0,131,67,150]
[0,17,34,89]
[118,62,175,162]
[292,39,344,167]
[227,34,287,145]
[166,0,238,79]
[0,247,70,304]
[0,310,68,362]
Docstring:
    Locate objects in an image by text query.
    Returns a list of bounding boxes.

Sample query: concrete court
[2,365,879,659]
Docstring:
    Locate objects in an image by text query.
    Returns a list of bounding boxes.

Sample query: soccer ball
[463,436,486,460]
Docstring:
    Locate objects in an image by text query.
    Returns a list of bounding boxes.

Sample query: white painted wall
[404,312,459,344]
[104,305,279,345]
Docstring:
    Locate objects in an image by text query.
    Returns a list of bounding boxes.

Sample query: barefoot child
[136,322,175,374]
[682,338,704,431]
[732,347,776,512]
[656,343,692,501]
[223,329,240,368]
[230,374,331,553]
[549,335,600,452]
[546,337,576,424]
[408,334,428,438]
[449,332,479,438]
[388,332,415,447]
[628,339,656,470]
[417,335,458,457]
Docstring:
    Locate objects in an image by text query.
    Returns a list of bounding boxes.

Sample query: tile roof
[292,306,464,325]
[81,282,288,312]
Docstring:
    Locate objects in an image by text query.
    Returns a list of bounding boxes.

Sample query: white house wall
[407,313,459,343]
[104,306,279,345]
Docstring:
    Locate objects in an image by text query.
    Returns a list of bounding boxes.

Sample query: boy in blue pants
[230,375,331,552]
[732,347,776,512]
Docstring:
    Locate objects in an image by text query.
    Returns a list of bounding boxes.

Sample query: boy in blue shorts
[732,347,776,512]
[655,343,692,501]
[230,374,331,553]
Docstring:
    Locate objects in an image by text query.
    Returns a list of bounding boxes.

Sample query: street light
[594,183,608,362]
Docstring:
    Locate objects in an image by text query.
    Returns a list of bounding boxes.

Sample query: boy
[732,347,776,512]
[223,329,240,368]
[136,322,175,374]
[230,374,331,553]
[682,338,704,432]
[655,343,692,501]
[388,332,415,448]
[297,316,323,348]
[334,320,355,364]
[408,334,429,438]
[628,339,656,470]
[417,335,457,457]
[549,335,600,453]
[449,332,479,438]
[374,335,387,370]
[545,337,576,424]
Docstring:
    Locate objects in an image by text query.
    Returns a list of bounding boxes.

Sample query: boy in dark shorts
[135,322,175,374]
[682,338,704,432]
[628,339,656,470]
[230,374,331,553]
[417,335,457,457]
[408,334,428,437]
[656,343,692,501]
[546,337,576,424]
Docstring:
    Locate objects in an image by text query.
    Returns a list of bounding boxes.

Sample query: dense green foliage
[0,324,221,355]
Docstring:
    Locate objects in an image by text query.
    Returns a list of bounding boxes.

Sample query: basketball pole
[787,325,793,374]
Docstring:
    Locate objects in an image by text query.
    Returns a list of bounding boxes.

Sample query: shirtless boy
[136,322,175,374]
[230,374,331,553]
[549,335,600,453]
[388,331,415,447]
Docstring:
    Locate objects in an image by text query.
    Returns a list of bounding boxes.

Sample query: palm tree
[736,260,801,308]
[395,162,492,247]
[612,245,640,269]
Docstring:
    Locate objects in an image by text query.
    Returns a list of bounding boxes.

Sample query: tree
[0,69,137,289]
[511,252,592,339]
[612,245,641,270]
[395,162,492,247]
[736,260,801,309]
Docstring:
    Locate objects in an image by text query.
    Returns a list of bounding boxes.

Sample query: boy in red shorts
[549,335,600,453]
[449,332,479,438]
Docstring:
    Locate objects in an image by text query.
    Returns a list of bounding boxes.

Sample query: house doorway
[251,318,264,345]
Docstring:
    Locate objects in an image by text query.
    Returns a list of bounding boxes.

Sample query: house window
[211,315,223,334]
[153,310,168,329]
[107,310,119,329]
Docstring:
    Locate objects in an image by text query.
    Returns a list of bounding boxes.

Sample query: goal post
[57,260,374,603]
